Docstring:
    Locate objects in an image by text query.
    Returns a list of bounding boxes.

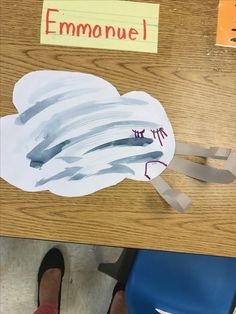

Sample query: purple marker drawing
[144,159,168,180]
[151,128,168,147]
[132,129,145,138]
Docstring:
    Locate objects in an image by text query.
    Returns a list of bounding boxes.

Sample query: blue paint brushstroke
[84,137,153,155]
[113,151,163,164]
[27,121,159,168]
[16,93,147,125]
[16,88,97,124]
[36,167,81,186]
[27,140,71,168]
[57,157,82,163]
[96,164,135,176]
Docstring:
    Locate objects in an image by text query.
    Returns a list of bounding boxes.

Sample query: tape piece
[150,176,192,212]
[175,142,231,159]
[168,154,236,184]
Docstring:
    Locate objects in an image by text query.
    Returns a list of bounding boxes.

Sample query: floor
[0,237,122,314]
[1,237,236,314]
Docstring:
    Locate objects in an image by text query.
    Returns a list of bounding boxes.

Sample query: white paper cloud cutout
[0,70,175,196]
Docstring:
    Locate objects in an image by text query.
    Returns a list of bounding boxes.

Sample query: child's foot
[110,291,128,314]
[39,268,61,307]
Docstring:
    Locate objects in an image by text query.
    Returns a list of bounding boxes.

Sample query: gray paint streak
[50,111,132,143]
[113,151,163,164]
[69,173,87,181]
[27,140,71,168]
[27,121,159,168]
[16,88,98,124]
[96,164,135,176]
[57,157,82,163]
[64,121,159,149]
[16,93,147,125]
[84,137,153,155]
[36,167,81,186]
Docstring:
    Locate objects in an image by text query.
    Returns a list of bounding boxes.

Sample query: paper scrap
[216,0,236,48]
[169,142,236,184]
[175,142,231,160]
[0,70,175,197]
[151,143,236,211]
[40,0,159,53]
[151,176,192,212]
[168,156,235,184]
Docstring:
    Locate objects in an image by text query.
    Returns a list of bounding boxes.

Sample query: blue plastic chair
[99,249,236,314]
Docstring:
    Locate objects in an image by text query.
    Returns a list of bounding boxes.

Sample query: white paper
[0,70,175,197]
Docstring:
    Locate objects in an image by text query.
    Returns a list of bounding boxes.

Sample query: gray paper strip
[175,142,231,160]
[168,155,235,184]
[151,176,192,212]
[225,152,236,176]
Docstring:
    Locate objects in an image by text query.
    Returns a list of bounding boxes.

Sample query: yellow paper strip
[40,0,159,53]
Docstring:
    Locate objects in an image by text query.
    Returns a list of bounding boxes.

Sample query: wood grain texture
[0,0,236,257]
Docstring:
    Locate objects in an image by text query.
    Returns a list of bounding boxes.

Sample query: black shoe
[37,248,65,313]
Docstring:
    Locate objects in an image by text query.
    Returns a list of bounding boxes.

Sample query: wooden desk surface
[1,0,236,257]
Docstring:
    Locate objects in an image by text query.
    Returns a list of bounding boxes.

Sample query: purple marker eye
[132,129,145,138]
[151,129,157,139]
[151,128,168,146]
